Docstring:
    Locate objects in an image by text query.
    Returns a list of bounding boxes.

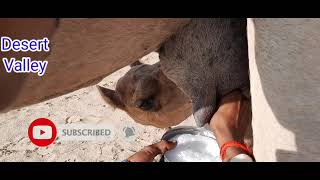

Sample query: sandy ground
[0,52,195,162]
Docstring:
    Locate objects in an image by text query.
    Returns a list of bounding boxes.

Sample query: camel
[0,18,319,161]
[97,61,192,128]
[98,18,250,128]
[247,18,320,161]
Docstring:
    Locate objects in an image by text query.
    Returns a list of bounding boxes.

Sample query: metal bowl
[160,126,221,162]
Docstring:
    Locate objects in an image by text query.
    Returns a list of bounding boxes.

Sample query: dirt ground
[0,52,195,162]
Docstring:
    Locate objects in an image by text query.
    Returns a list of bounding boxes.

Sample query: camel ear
[96,86,125,110]
[130,60,142,67]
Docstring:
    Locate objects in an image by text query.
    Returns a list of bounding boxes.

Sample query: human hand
[127,140,177,162]
[209,90,252,161]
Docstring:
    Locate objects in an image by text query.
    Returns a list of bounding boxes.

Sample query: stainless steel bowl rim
[161,126,216,141]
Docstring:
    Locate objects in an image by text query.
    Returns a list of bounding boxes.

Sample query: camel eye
[135,98,154,111]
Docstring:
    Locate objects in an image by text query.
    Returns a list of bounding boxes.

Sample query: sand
[0,52,196,162]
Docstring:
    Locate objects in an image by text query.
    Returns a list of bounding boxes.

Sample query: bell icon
[123,126,135,138]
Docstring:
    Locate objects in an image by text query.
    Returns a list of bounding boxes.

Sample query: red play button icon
[28,118,57,147]
[40,130,45,135]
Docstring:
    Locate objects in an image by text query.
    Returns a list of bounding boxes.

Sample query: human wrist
[222,146,247,162]
[212,118,244,145]
[211,120,248,161]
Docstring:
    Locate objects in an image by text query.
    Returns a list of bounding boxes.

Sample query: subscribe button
[28,118,57,147]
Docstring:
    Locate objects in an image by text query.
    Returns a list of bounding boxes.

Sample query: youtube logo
[32,126,52,139]
[28,118,57,147]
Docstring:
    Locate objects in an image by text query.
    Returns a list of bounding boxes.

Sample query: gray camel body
[159,18,250,127]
